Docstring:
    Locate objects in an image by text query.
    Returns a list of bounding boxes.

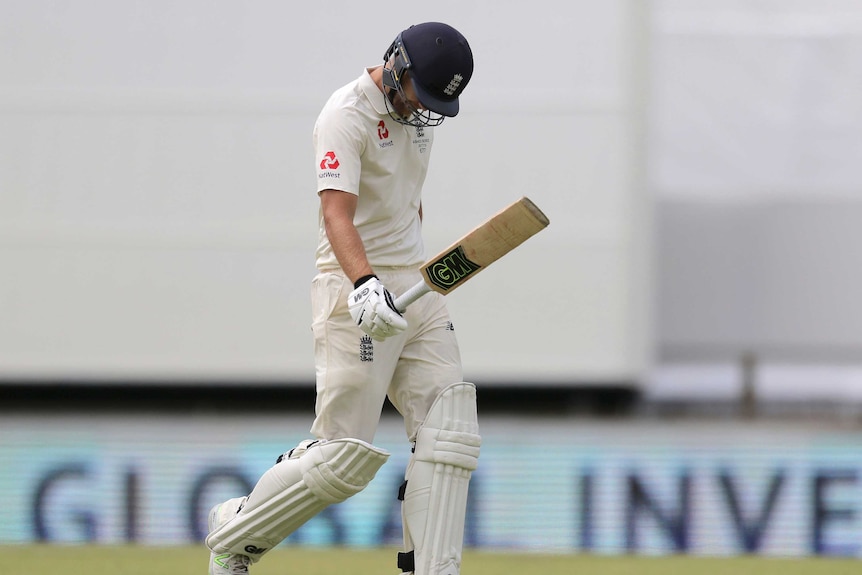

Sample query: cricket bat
[394,196,550,312]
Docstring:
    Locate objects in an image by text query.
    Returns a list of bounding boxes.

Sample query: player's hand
[348,276,408,341]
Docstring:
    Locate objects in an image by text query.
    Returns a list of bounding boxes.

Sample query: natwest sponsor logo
[377,121,394,149]
[319,151,340,170]
[319,151,341,178]
[377,121,389,140]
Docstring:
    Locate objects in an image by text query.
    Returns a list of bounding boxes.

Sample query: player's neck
[368,66,384,92]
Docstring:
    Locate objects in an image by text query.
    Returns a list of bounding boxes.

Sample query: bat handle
[394,281,432,313]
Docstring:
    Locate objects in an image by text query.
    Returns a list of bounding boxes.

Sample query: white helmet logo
[443,73,463,96]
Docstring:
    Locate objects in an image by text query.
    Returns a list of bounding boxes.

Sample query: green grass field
[7,545,859,575]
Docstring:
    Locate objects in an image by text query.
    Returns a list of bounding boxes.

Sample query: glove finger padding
[368,303,408,341]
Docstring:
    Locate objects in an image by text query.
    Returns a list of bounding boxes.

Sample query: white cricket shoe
[208,497,250,575]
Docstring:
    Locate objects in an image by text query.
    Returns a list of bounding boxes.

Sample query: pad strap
[398,550,415,572]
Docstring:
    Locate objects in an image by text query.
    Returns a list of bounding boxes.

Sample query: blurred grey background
[2,0,861,412]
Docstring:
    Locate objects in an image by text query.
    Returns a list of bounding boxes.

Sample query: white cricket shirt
[314,68,433,270]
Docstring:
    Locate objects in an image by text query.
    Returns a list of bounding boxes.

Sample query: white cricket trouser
[310,268,462,443]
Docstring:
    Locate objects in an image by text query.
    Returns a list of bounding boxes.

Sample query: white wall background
[648,0,862,402]
[0,1,650,385]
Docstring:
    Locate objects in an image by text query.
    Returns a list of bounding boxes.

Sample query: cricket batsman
[205,21,481,575]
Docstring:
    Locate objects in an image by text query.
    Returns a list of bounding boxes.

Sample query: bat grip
[394,281,432,313]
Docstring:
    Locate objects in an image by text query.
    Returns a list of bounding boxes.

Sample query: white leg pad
[206,438,389,561]
[401,382,481,575]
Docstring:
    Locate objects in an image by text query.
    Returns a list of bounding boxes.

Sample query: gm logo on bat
[426,246,482,291]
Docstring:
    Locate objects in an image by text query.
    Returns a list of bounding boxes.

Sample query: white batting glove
[348,276,408,341]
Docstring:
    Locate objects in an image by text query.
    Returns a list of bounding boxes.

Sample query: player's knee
[297,438,390,503]
[415,382,481,469]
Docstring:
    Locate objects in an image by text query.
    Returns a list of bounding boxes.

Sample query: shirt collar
[360,67,391,116]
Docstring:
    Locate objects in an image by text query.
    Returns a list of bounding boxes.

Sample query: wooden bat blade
[421,196,549,293]
[394,197,549,311]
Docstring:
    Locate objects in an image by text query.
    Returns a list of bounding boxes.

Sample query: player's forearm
[320,189,375,284]
[324,216,374,284]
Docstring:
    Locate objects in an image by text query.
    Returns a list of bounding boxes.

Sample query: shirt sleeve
[313,105,365,195]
